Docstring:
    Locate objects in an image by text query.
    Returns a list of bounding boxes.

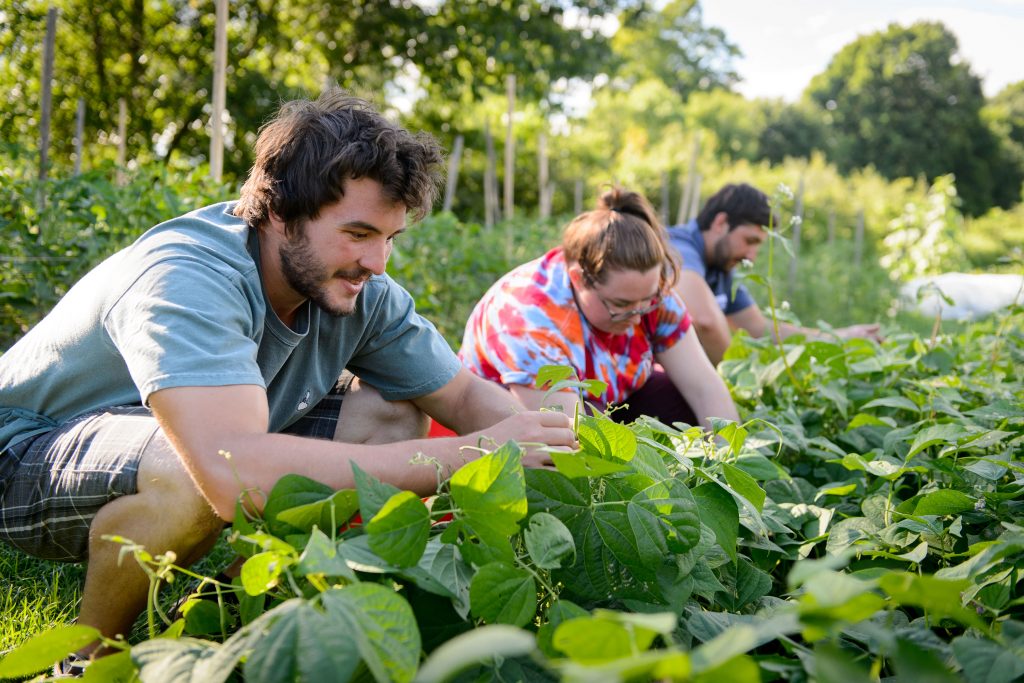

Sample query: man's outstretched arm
[149,383,576,521]
[673,270,733,365]
[413,367,523,434]
[728,305,883,345]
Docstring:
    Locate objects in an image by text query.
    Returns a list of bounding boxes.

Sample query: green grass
[0,535,236,662]
[0,545,83,656]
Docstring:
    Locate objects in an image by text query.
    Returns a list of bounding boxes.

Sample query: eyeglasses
[578,269,662,322]
[593,291,661,322]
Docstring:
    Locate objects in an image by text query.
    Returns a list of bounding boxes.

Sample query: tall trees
[983,81,1024,203]
[611,0,739,99]
[805,21,1006,215]
[0,0,635,177]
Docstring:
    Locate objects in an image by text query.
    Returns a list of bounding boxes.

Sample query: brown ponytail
[561,187,679,291]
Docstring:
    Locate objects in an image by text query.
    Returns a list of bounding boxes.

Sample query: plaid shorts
[0,374,353,563]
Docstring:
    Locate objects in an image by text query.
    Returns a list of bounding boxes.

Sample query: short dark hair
[562,187,680,292]
[696,183,775,232]
[234,87,443,236]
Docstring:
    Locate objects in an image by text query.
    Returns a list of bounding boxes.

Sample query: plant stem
[765,222,805,394]
[515,554,558,598]
[990,275,1024,367]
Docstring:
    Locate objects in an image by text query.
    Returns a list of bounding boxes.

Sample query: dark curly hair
[696,183,776,232]
[234,87,444,236]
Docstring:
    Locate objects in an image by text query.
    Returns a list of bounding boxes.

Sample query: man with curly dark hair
[0,88,575,666]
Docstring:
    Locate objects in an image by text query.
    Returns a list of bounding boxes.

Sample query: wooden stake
[687,173,702,221]
[73,98,85,175]
[574,178,583,216]
[210,0,228,182]
[442,134,464,213]
[660,171,670,226]
[677,133,701,225]
[38,7,58,184]
[788,175,805,297]
[538,130,549,219]
[853,210,865,265]
[116,98,127,184]
[503,74,516,222]
[827,208,836,246]
[484,122,497,229]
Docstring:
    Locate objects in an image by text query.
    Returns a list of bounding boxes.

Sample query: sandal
[52,653,88,678]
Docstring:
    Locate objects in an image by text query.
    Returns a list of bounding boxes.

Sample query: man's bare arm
[413,368,522,434]
[728,305,883,344]
[673,271,733,366]
[149,383,575,521]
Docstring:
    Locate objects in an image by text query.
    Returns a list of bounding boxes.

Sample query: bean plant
[1,305,1021,682]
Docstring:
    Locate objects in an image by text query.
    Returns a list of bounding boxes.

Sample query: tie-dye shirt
[459,248,692,408]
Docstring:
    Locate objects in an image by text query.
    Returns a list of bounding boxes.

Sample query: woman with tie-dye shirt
[459,188,738,429]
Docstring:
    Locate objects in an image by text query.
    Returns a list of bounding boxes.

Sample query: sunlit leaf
[552,616,653,663]
[451,442,527,537]
[723,463,766,512]
[536,365,576,388]
[906,423,972,459]
[551,449,632,478]
[577,416,637,462]
[296,527,356,581]
[240,551,292,597]
[912,489,976,517]
[0,625,101,679]
[276,489,359,533]
[878,572,986,630]
[537,600,590,658]
[366,490,430,567]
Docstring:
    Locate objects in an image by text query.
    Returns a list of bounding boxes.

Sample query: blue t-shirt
[666,219,755,315]
[0,202,460,452]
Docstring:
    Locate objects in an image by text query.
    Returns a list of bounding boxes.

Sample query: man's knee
[333,379,429,444]
[126,432,222,541]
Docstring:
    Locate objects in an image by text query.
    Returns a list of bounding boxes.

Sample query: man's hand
[466,410,576,469]
[836,323,884,343]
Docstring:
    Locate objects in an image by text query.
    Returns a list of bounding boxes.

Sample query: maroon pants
[609,369,698,428]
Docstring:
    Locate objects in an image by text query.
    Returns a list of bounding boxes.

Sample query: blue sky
[699,0,1024,100]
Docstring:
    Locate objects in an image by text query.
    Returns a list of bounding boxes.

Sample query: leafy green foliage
[611,0,740,99]
[3,124,1023,683]
[0,624,100,678]
[3,306,1023,680]
[0,161,230,347]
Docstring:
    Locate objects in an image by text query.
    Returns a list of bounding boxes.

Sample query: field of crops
[1,304,1020,682]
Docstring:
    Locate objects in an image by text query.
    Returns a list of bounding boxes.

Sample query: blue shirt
[0,202,460,452]
[666,220,755,315]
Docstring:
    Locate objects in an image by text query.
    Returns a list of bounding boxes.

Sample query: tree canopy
[805,21,1016,215]
[2,2,1021,217]
[611,0,739,99]
[0,0,641,176]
